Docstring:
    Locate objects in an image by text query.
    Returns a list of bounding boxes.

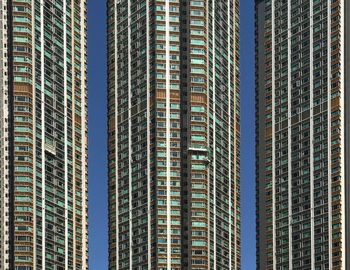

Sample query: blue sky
[87,0,256,269]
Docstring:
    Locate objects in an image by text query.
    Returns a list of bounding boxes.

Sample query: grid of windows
[256,0,346,269]
[108,0,240,269]
[0,1,88,269]
[0,0,11,268]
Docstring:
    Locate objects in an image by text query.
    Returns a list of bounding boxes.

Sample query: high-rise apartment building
[256,0,349,269]
[107,0,240,268]
[0,1,88,269]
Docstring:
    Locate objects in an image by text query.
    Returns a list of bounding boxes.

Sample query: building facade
[107,0,240,269]
[0,1,88,269]
[256,0,350,269]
